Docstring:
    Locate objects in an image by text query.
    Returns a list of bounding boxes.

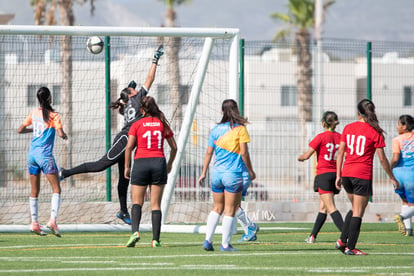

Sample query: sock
[340,210,353,243]
[231,216,238,234]
[346,216,362,250]
[50,193,61,220]
[330,210,344,231]
[221,216,234,248]
[401,205,411,230]
[29,197,38,223]
[311,212,327,238]
[205,211,220,243]
[152,210,162,242]
[401,205,414,220]
[131,204,142,233]
[236,207,252,234]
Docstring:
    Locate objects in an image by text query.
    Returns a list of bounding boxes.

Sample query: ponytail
[36,87,54,123]
[321,111,339,131]
[357,99,385,135]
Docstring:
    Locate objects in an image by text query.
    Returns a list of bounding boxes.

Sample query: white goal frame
[0,25,240,232]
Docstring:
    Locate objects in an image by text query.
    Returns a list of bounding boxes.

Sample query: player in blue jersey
[59,46,164,225]
[199,99,256,252]
[391,114,414,236]
[18,87,68,237]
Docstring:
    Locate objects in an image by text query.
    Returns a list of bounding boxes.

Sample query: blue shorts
[28,154,58,175]
[242,171,252,196]
[211,171,243,194]
[393,167,414,204]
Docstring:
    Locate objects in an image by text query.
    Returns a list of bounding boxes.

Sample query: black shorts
[130,157,168,186]
[314,172,339,194]
[342,177,373,196]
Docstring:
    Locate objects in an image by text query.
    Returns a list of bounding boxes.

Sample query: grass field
[0,222,413,275]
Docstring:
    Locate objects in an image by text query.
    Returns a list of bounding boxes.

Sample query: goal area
[0,25,239,232]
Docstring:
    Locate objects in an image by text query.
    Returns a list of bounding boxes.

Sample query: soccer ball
[86,36,104,54]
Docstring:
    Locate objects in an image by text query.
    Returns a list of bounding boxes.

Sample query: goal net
[0,25,239,231]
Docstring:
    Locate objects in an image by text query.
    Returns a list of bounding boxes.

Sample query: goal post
[0,25,240,231]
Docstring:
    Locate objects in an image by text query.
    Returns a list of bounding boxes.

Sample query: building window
[281,85,297,106]
[157,84,191,105]
[27,85,40,106]
[51,85,61,105]
[27,85,61,106]
[403,86,414,106]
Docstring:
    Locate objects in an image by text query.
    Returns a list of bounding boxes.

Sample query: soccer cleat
[335,239,347,252]
[406,229,413,237]
[237,230,257,242]
[152,240,161,248]
[126,231,140,247]
[305,235,315,243]
[394,214,406,236]
[58,168,65,181]
[30,222,47,236]
[116,211,131,225]
[47,219,61,237]
[219,244,239,252]
[203,240,214,251]
[248,223,259,234]
[344,247,367,255]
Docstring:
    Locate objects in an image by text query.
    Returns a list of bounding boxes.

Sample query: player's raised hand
[152,45,164,64]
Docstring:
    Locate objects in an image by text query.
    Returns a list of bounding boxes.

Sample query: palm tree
[31,0,95,175]
[272,0,334,122]
[158,0,191,130]
[271,0,334,182]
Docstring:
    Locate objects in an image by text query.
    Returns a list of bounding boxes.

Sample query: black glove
[128,80,137,89]
[152,45,164,64]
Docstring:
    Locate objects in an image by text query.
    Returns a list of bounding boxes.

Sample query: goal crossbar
[0,25,239,39]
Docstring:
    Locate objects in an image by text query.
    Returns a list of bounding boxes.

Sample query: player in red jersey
[59,46,164,225]
[124,96,177,248]
[335,99,398,255]
[298,111,343,243]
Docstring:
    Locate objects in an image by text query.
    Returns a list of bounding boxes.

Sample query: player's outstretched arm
[143,45,164,90]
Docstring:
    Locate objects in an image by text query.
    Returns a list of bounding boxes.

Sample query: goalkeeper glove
[127,80,137,89]
[152,45,164,65]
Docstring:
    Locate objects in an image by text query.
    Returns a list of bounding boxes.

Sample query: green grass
[0,222,413,275]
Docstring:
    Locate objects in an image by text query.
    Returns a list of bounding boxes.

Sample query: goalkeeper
[59,45,164,225]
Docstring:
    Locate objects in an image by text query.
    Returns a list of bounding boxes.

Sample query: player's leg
[148,157,168,247]
[220,173,242,251]
[204,192,223,251]
[236,171,259,241]
[149,183,165,247]
[60,132,127,178]
[116,154,131,224]
[126,184,146,247]
[203,172,224,251]
[45,173,62,237]
[307,199,327,243]
[29,173,46,235]
[344,193,369,255]
[220,189,242,251]
[320,193,344,231]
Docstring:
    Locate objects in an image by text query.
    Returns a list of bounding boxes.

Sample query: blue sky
[0,0,413,42]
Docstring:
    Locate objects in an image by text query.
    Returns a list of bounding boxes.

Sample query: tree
[31,0,95,180]
[271,0,334,182]
[272,0,334,122]
[158,0,191,130]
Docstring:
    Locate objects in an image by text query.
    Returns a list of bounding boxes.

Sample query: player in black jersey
[59,45,164,224]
